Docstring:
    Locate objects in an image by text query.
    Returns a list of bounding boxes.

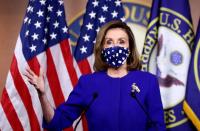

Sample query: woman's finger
[24,70,34,80]
[23,71,38,85]
[26,68,36,77]
[26,76,40,89]
[25,76,35,85]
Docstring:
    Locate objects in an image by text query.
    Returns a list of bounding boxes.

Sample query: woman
[25,20,165,131]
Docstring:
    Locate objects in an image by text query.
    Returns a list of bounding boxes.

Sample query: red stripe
[78,59,92,75]
[60,40,81,131]
[27,57,46,131]
[27,57,40,76]
[77,60,91,130]
[1,88,24,130]
[82,115,88,131]
[78,59,91,131]
[10,56,40,130]
[60,39,78,87]
[63,127,74,131]
[46,48,65,107]
[61,40,89,131]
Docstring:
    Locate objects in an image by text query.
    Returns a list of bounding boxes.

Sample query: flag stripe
[1,89,24,130]
[14,37,43,130]
[50,43,76,130]
[75,59,91,131]
[27,56,40,76]
[37,52,56,107]
[60,39,78,87]
[50,44,74,100]
[0,104,12,130]
[82,116,89,131]
[87,55,94,72]
[73,58,82,78]
[10,56,40,131]
[63,127,74,131]
[78,59,92,75]
[60,40,87,131]
[6,72,31,130]
[26,57,44,130]
[46,48,65,107]
[44,77,56,108]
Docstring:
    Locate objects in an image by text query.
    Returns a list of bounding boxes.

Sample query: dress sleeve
[146,75,166,131]
[43,76,87,130]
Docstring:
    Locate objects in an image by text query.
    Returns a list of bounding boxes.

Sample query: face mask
[101,46,129,68]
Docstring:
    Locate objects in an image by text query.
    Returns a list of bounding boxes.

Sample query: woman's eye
[106,40,113,45]
[119,40,125,44]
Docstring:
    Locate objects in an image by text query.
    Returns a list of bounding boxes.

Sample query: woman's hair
[93,20,141,72]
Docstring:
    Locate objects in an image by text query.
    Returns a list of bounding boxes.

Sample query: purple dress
[43,70,166,131]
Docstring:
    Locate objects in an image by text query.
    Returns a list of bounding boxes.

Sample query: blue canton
[20,0,69,60]
[74,0,125,62]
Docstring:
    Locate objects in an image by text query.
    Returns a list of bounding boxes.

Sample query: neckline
[103,70,132,79]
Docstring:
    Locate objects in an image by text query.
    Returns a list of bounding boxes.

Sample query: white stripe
[14,36,43,130]
[73,117,83,131]
[69,40,83,131]
[73,58,81,78]
[87,54,94,72]
[6,72,30,130]
[0,104,12,131]
[68,39,81,78]
[50,44,73,100]
[37,52,56,108]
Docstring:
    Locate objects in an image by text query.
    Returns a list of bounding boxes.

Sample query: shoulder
[79,71,105,81]
[76,72,104,91]
[129,70,157,80]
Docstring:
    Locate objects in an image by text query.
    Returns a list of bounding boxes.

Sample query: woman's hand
[24,68,55,122]
[25,68,45,95]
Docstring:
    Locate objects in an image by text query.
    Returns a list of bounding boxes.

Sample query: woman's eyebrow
[105,37,127,39]
[104,37,112,39]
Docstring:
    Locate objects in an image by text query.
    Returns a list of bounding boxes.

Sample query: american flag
[0,0,77,130]
[74,0,125,75]
[0,0,125,130]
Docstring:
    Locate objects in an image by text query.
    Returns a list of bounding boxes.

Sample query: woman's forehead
[105,28,128,39]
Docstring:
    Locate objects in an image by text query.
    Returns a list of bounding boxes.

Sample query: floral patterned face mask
[101,46,129,68]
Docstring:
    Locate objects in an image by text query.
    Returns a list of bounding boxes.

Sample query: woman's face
[103,28,129,49]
